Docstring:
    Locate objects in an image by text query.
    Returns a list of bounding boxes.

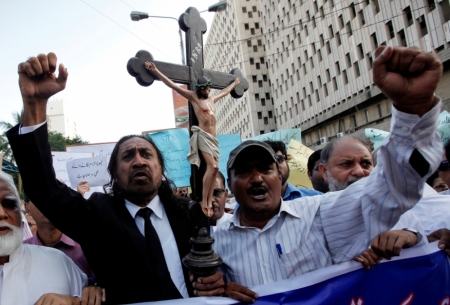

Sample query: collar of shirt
[228,198,301,231]
[29,233,76,247]
[125,195,163,220]
[283,182,322,200]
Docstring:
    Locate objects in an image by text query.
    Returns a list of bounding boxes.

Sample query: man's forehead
[119,138,154,152]
[331,140,371,159]
[0,183,18,202]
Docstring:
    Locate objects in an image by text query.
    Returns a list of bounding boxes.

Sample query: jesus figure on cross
[145,61,240,217]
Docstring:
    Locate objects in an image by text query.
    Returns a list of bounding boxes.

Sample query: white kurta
[0,244,87,305]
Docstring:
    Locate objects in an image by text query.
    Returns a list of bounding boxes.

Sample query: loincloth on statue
[187,126,220,168]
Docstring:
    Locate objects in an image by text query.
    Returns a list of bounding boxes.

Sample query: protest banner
[147,129,241,187]
[51,151,93,188]
[286,139,315,189]
[245,129,301,147]
[66,156,109,188]
[128,242,449,305]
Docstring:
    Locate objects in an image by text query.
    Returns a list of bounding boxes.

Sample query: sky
[0,0,218,143]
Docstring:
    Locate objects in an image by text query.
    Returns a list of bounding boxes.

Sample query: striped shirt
[213,100,442,288]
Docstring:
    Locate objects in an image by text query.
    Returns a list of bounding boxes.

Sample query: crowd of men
[0,45,449,305]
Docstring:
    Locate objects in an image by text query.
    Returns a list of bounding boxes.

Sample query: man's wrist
[403,228,423,246]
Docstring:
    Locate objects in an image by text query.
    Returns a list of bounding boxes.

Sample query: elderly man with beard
[212,45,444,303]
[209,171,233,235]
[6,52,225,305]
[318,137,373,192]
[0,172,87,304]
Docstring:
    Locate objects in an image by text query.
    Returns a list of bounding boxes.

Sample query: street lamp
[130,11,186,65]
[130,1,227,65]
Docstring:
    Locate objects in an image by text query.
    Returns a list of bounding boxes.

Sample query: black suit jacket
[7,124,196,304]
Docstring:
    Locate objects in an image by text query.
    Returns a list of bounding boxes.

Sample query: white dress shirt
[125,195,189,298]
[0,244,87,304]
[211,212,233,236]
[394,184,450,235]
[213,100,443,288]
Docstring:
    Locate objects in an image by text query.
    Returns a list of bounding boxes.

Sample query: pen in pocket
[276,243,283,257]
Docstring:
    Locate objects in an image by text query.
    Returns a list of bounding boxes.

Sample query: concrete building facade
[207,0,450,146]
[47,98,77,138]
[261,0,450,147]
[205,0,276,137]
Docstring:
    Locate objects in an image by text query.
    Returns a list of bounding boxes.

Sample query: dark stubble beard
[119,175,160,204]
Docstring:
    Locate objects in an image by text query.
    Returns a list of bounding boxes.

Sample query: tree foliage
[48,131,89,151]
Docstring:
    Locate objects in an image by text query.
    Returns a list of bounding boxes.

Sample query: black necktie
[137,207,182,300]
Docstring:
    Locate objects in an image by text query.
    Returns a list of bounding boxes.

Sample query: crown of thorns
[195,76,212,89]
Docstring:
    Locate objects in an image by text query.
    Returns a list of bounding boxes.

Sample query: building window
[252,75,257,82]
[403,6,413,27]
[263,74,267,81]
[386,21,395,39]
[372,0,380,14]
[261,98,266,106]
[247,40,252,47]
[354,61,361,77]
[251,28,255,35]
[255,93,259,100]
[250,58,254,65]
[268,111,273,118]
[252,6,257,12]
[264,117,269,124]
[418,16,428,37]
[248,12,253,18]
[258,80,263,87]
[258,39,262,46]
[255,22,260,29]
[359,10,365,25]
[245,23,249,30]
[242,7,247,13]
[398,29,407,47]
[371,33,378,49]
[256,63,260,69]
[258,112,262,119]
[343,70,349,84]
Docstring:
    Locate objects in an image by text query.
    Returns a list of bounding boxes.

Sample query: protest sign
[245,129,301,147]
[66,143,116,194]
[51,151,93,188]
[148,128,191,187]
[66,156,108,188]
[286,139,315,188]
[365,128,389,150]
[438,110,450,145]
[147,129,241,187]
[128,242,449,305]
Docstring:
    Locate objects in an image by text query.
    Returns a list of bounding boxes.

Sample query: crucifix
[127,7,249,216]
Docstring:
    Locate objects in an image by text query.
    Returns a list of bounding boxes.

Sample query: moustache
[128,170,152,183]
[246,185,269,195]
[0,222,17,230]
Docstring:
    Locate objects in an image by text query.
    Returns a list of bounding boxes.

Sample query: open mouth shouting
[247,186,269,200]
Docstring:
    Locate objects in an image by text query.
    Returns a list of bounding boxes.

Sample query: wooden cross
[127,7,249,204]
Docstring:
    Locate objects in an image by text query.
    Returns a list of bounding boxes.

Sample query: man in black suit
[7,52,224,305]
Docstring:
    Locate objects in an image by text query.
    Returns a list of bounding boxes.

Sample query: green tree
[0,112,22,164]
[48,131,89,151]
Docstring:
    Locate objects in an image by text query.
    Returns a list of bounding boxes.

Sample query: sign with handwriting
[365,128,389,151]
[147,129,241,187]
[438,110,450,145]
[245,129,302,147]
[66,156,108,188]
[52,152,93,188]
[286,139,314,188]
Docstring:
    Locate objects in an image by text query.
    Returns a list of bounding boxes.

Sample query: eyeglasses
[213,188,226,197]
[275,155,287,163]
[438,160,450,172]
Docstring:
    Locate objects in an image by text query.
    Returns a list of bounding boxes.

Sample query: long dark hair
[104,135,177,206]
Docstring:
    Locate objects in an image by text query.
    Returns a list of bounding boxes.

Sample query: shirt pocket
[279,244,320,278]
